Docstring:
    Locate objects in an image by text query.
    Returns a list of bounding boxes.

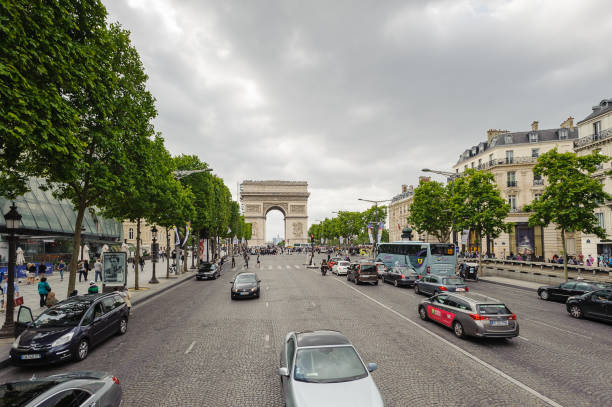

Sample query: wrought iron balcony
[574,128,612,148]
[478,156,538,171]
[533,179,544,186]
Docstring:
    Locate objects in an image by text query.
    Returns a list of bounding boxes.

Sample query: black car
[538,281,611,302]
[10,293,129,366]
[230,273,261,299]
[566,289,612,322]
[382,266,418,287]
[196,263,220,280]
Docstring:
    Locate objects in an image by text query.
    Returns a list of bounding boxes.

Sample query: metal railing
[574,128,612,148]
[479,156,538,171]
[533,179,544,185]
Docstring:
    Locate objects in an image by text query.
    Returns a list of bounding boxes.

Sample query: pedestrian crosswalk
[260,264,304,270]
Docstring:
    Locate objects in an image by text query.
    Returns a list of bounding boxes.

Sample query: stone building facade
[452,120,579,260]
[122,222,176,256]
[388,179,441,243]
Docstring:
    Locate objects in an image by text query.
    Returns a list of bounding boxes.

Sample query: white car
[332,261,350,276]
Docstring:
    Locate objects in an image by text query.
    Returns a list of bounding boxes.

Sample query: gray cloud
[106,0,612,239]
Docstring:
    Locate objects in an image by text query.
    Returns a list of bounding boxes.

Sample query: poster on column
[102,252,127,286]
[516,226,534,255]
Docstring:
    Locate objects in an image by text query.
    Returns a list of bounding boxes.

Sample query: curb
[0,272,195,370]
[478,278,538,292]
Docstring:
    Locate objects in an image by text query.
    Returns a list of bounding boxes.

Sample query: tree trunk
[561,228,568,282]
[135,218,141,289]
[166,227,170,278]
[478,231,483,278]
[67,204,86,296]
[196,237,201,268]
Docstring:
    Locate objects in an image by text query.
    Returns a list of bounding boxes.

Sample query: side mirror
[278,367,289,377]
[229,281,234,284]
[367,362,378,372]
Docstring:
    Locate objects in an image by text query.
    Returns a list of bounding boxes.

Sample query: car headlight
[232,288,238,292]
[12,333,22,349]
[51,332,74,348]
[250,287,257,292]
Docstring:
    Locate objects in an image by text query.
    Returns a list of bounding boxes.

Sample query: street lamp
[149,225,159,284]
[422,168,461,247]
[80,225,86,262]
[358,198,391,258]
[0,203,22,338]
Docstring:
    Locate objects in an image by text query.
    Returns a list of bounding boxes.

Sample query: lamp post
[149,225,159,284]
[358,198,391,259]
[0,203,22,338]
[422,168,461,247]
[80,225,86,262]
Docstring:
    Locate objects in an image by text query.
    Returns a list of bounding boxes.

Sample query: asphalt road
[1,253,611,406]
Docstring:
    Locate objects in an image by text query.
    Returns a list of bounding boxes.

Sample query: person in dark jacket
[38,277,51,307]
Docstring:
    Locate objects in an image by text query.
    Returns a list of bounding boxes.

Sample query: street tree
[450,169,510,272]
[409,180,453,243]
[524,149,611,281]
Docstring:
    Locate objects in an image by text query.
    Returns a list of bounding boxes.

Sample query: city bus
[375,241,457,277]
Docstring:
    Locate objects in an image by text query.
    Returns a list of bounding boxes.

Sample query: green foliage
[451,169,510,251]
[409,180,453,242]
[525,149,611,280]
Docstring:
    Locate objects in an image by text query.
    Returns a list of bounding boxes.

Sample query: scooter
[321,265,328,276]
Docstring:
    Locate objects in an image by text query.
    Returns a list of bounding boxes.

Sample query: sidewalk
[0,257,196,368]
[479,276,541,291]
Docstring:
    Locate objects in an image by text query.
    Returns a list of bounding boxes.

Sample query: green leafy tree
[409,180,453,243]
[524,149,611,281]
[0,0,108,199]
[451,169,510,272]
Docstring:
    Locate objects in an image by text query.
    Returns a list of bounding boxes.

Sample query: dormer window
[471,147,477,155]
[505,135,513,144]
[529,133,538,143]
[559,128,569,140]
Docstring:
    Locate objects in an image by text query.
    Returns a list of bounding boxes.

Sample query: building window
[594,121,601,137]
[456,168,459,174]
[596,212,605,229]
[489,154,494,165]
[533,173,543,185]
[506,150,514,164]
[534,193,542,201]
[471,162,474,168]
[559,128,569,139]
[478,158,482,168]
[507,171,516,187]
[505,135,513,144]
[508,195,517,210]
[128,228,134,240]
[529,133,538,143]
[532,148,539,158]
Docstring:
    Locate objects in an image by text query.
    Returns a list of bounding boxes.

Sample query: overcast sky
[105,0,612,241]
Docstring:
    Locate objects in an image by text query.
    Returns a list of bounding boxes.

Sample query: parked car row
[538,280,612,322]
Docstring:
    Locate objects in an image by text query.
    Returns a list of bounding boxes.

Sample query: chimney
[487,129,509,144]
[560,116,574,130]
[401,184,408,193]
[531,121,539,131]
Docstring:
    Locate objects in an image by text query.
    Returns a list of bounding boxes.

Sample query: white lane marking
[265,334,270,348]
[286,265,291,269]
[266,286,269,291]
[268,265,273,270]
[519,336,529,341]
[522,318,592,340]
[333,278,563,407]
[294,265,301,269]
[277,265,282,270]
[185,341,196,354]
[266,302,269,308]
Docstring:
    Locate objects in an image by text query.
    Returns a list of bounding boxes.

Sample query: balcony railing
[533,179,544,186]
[479,156,538,171]
[574,128,612,148]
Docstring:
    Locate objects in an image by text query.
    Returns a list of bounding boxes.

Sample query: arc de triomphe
[240,180,309,246]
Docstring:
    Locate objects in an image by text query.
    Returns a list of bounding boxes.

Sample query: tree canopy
[409,180,453,243]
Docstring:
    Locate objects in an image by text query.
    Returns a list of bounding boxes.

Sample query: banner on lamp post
[367,223,374,244]
[377,222,384,243]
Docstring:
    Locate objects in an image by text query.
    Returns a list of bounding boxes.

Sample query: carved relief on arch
[290,205,306,214]
[245,204,262,214]
[263,202,288,215]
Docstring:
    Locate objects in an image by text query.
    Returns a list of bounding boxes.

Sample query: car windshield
[478,304,512,315]
[199,264,213,271]
[293,346,367,383]
[0,380,60,406]
[34,301,91,328]
[338,261,349,266]
[236,275,256,283]
[442,278,464,285]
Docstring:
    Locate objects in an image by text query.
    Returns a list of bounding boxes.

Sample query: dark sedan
[10,293,129,366]
[0,371,122,406]
[538,281,611,302]
[414,275,468,296]
[382,266,418,287]
[197,263,220,280]
[230,273,261,299]
[567,289,612,322]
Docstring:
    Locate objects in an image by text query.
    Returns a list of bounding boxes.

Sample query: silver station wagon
[418,292,519,339]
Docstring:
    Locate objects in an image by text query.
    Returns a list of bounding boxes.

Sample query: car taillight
[439,286,448,291]
[112,376,120,385]
[426,266,431,273]
[465,287,469,292]
[508,314,517,320]
[469,314,489,320]
[401,274,405,279]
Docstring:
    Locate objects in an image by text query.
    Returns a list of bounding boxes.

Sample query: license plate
[490,320,509,326]
[456,288,465,292]
[20,354,41,360]
[240,292,250,295]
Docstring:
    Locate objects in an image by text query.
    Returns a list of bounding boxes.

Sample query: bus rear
[428,243,457,276]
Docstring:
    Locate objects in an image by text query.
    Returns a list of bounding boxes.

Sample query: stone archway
[240,180,309,246]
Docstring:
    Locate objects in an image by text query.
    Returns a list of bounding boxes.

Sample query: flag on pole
[174,226,181,246]
[367,223,374,244]
[377,222,384,243]
[182,221,191,246]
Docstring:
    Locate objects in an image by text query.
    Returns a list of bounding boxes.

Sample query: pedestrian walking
[117,286,131,314]
[88,281,99,294]
[26,263,36,285]
[38,277,51,308]
[57,259,66,281]
[94,258,103,282]
[231,256,236,268]
[38,262,47,279]
[78,261,85,282]
[257,254,261,268]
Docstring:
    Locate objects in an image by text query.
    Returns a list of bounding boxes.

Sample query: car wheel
[539,290,549,301]
[419,306,429,321]
[569,305,583,319]
[414,284,420,295]
[453,321,465,339]
[118,317,128,335]
[394,280,398,287]
[75,339,89,362]
[374,280,379,286]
